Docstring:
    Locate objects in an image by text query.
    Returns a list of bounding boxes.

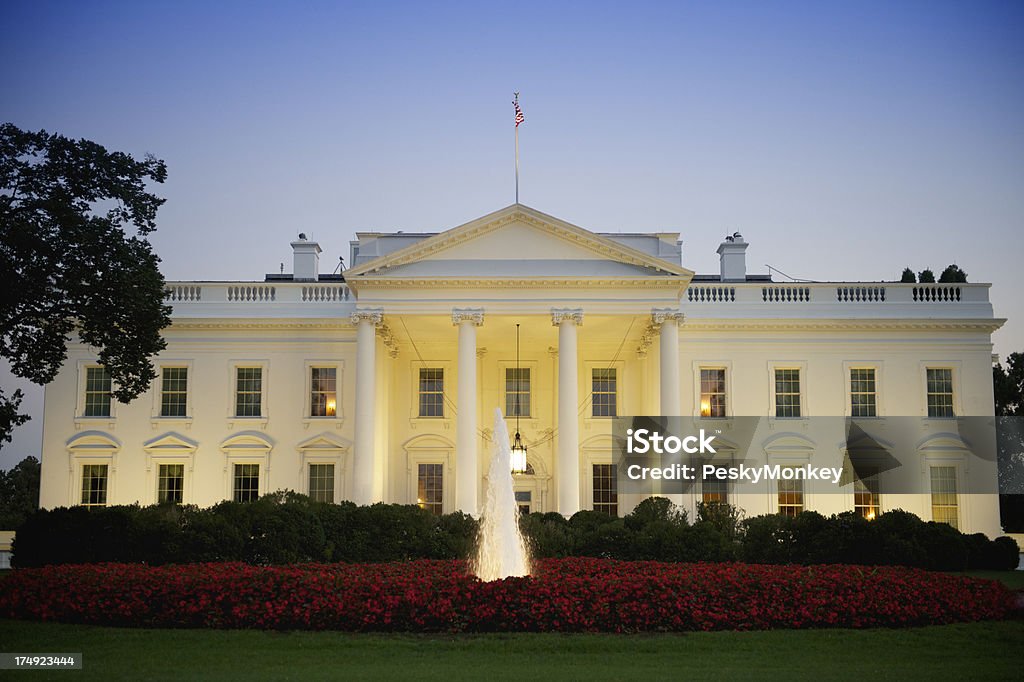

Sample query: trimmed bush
[11,495,1020,572]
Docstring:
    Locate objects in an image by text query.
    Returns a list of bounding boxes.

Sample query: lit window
[593,464,618,516]
[515,490,532,515]
[700,368,727,418]
[853,469,880,520]
[417,463,443,514]
[702,469,729,504]
[308,464,335,503]
[850,368,877,418]
[84,367,112,417]
[418,368,444,418]
[505,367,531,418]
[926,368,954,418]
[235,368,262,417]
[81,464,108,507]
[233,463,260,502]
[774,369,801,418]
[157,464,184,504]
[310,367,337,417]
[160,367,188,417]
[778,475,804,517]
[930,466,958,528]
[592,369,617,418]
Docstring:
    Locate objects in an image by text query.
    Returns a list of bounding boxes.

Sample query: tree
[900,267,916,283]
[0,124,170,445]
[939,264,968,283]
[994,353,1024,532]
[918,268,935,283]
[0,455,40,529]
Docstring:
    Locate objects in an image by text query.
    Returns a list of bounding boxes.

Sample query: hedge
[11,492,1019,571]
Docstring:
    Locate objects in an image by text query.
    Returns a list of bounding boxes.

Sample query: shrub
[0,559,1012,632]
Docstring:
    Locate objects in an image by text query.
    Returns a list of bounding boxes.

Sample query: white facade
[38,205,1006,536]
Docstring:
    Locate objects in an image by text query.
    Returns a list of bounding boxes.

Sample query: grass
[0,619,1022,681]
[964,569,1024,590]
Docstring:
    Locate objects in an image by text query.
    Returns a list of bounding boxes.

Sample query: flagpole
[514,91,520,204]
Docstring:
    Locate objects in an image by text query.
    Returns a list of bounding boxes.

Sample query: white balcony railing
[163,281,991,320]
[681,282,991,319]
[165,282,353,318]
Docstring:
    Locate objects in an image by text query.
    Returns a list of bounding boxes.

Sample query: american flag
[513,98,524,127]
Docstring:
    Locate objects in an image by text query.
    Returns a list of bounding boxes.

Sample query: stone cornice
[347,276,687,290]
[681,318,1006,333]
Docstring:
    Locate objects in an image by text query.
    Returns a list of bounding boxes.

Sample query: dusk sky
[2,0,1022,467]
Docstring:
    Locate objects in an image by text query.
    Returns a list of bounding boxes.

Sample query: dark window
[418,368,444,417]
[84,367,112,417]
[592,369,617,417]
[233,463,260,502]
[160,367,188,417]
[593,464,618,516]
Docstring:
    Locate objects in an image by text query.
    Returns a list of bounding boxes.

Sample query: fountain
[472,408,532,581]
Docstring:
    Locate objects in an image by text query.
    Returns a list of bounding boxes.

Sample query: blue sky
[2,0,1023,466]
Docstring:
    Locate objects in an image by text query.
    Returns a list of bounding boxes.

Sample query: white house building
[37,204,1006,536]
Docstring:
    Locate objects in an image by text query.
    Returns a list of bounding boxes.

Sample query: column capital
[350,308,384,326]
[652,308,684,326]
[551,308,584,327]
[452,307,485,326]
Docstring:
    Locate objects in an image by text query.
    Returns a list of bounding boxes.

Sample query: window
[853,469,880,520]
[700,368,727,418]
[310,367,337,417]
[235,367,263,417]
[81,464,108,507]
[505,368,531,418]
[418,368,444,417]
[592,464,618,516]
[592,369,617,417]
[308,463,335,503]
[233,463,260,502]
[926,368,954,418]
[702,469,729,504]
[778,475,804,517]
[774,369,801,418]
[160,367,188,417]
[417,463,443,514]
[930,466,958,528]
[84,367,112,417]
[515,490,532,515]
[157,464,184,504]
[850,368,877,418]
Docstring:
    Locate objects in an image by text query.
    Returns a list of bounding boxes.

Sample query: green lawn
[1,619,1022,681]
[965,569,1024,590]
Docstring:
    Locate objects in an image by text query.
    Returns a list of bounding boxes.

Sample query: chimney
[291,233,321,281]
[716,232,748,282]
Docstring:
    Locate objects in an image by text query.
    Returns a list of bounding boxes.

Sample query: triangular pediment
[143,432,199,453]
[297,432,351,451]
[344,204,693,287]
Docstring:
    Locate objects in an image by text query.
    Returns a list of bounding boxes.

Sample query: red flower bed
[0,559,1013,632]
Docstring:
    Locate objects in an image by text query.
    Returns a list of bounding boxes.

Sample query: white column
[351,309,383,506]
[553,308,583,516]
[453,308,484,515]
[653,309,684,416]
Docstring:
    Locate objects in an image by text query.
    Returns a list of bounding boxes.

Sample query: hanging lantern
[510,431,528,474]
[510,323,528,475]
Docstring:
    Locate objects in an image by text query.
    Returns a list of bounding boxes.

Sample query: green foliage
[0,123,171,445]
[0,455,40,528]
[900,267,916,283]
[9,495,1017,572]
[918,268,936,283]
[938,264,968,283]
